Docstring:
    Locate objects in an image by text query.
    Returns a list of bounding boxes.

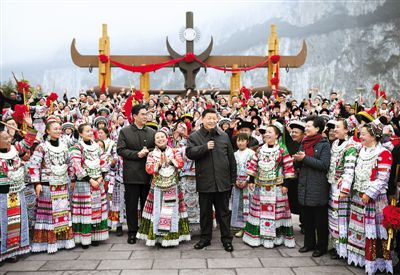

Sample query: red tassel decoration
[134,90,144,102]
[380,90,387,100]
[12,104,29,124]
[124,95,134,123]
[240,86,250,101]
[17,81,30,94]
[270,77,280,86]
[373,83,380,99]
[46,92,58,107]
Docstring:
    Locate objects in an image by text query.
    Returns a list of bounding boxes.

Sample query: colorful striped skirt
[347,192,392,275]
[32,184,75,253]
[231,185,250,229]
[180,176,200,232]
[71,181,109,245]
[243,184,294,248]
[23,184,37,229]
[0,191,30,262]
[328,185,350,258]
[108,181,125,229]
[137,184,190,247]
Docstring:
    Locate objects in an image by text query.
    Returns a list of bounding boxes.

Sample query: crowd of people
[0,85,399,275]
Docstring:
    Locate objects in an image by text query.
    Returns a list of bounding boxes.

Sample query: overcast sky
[0,0,278,68]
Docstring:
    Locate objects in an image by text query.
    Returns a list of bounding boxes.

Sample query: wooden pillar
[140,66,150,100]
[99,24,111,89]
[267,24,279,87]
[230,64,240,102]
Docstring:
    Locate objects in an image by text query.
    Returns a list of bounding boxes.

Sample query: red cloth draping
[98,53,273,73]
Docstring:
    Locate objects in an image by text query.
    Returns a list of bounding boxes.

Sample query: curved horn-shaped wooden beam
[71,38,173,67]
[203,40,307,68]
[71,38,98,67]
[166,37,182,59]
[197,36,213,61]
[71,39,307,69]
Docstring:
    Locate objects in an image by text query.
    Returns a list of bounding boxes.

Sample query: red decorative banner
[98,53,279,73]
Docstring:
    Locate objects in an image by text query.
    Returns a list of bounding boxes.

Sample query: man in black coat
[117,104,155,244]
[388,143,400,273]
[186,108,237,252]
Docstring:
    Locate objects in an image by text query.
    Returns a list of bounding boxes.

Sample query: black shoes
[298,246,314,253]
[312,250,326,257]
[223,243,234,252]
[127,234,136,244]
[4,256,18,263]
[81,244,89,249]
[91,241,99,247]
[116,226,123,237]
[330,249,339,259]
[194,240,211,250]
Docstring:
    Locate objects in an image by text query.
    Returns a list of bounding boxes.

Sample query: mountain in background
[2,0,399,100]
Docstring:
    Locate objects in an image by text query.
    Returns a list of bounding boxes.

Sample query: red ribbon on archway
[98,53,279,73]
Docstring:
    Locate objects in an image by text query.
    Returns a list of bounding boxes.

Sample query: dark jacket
[186,126,237,193]
[117,123,155,184]
[388,144,400,197]
[297,138,331,206]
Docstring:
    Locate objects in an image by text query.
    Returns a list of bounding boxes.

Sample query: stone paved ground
[0,216,374,275]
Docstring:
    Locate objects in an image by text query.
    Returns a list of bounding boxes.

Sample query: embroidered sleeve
[68,144,88,180]
[171,148,184,169]
[246,149,259,178]
[339,146,358,194]
[282,147,295,179]
[100,152,109,173]
[30,144,45,183]
[365,149,392,200]
[14,127,37,155]
[145,152,159,175]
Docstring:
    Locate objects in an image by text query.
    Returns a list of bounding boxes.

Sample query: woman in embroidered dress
[98,127,123,236]
[68,123,109,249]
[347,123,393,275]
[327,119,359,260]
[231,133,255,238]
[243,124,296,248]
[30,120,75,253]
[108,156,126,236]
[30,98,48,139]
[0,114,36,264]
[137,131,191,247]
[178,137,201,233]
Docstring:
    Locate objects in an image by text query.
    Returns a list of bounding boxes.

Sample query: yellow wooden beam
[267,24,279,87]
[140,66,150,100]
[99,24,111,89]
[230,64,240,102]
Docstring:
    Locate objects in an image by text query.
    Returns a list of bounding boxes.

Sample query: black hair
[236,133,250,142]
[98,127,110,137]
[43,121,61,140]
[95,139,105,149]
[155,130,168,139]
[131,104,146,116]
[78,123,91,134]
[305,115,325,134]
[201,108,217,118]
